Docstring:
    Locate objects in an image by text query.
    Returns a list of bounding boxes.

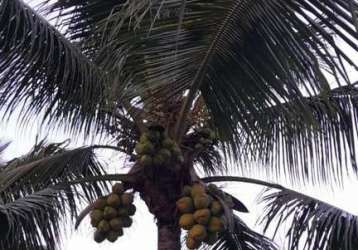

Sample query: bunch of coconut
[193,127,217,151]
[135,126,184,168]
[90,183,136,243]
[176,183,227,249]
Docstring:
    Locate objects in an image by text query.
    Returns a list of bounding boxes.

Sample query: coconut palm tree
[0,0,357,249]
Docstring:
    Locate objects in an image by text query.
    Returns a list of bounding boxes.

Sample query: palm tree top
[0,0,357,249]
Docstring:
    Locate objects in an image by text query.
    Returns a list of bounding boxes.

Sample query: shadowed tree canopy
[0,0,357,249]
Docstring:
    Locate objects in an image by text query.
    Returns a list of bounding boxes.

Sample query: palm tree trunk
[157,223,181,250]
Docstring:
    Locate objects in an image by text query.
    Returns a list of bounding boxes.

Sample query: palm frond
[0,187,69,250]
[237,83,358,184]
[259,189,358,250]
[0,140,111,249]
[52,0,358,153]
[0,0,110,133]
[205,215,277,250]
[0,140,109,209]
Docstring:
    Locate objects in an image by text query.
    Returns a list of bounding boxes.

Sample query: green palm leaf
[260,189,358,250]
[0,0,109,133]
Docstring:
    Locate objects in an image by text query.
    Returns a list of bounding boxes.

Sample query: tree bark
[157,223,181,250]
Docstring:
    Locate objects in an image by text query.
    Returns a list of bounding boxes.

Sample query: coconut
[190,184,206,197]
[208,216,224,233]
[139,133,149,143]
[112,183,124,194]
[135,143,145,155]
[193,209,211,225]
[158,148,171,161]
[210,200,223,216]
[93,197,107,209]
[103,206,118,220]
[109,218,123,231]
[204,232,218,245]
[153,154,165,166]
[171,145,182,157]
[179,214,195,230]
[176,197,194,214]
[188,224,207,241]
[107,230,120,243]
[90,209,104,227]
[176,155,185,164]
[186,237,202,250]
[97,220,110,233]
[121,193,134,206]
[117,207,129,216]
[147,130,161,141]
[120,216,133,228]
[140,155,153,167]
[193,194,211,209]
[93,230,106,243]
[127,204,137,216]
[162,138,175,149]
[107,194,121,207]
[182,186,192,196]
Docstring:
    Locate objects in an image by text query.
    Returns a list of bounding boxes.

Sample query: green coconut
[97,220,110,233]
[182,186,192,196]
[190,184,206,197]
[208,216,224,233]
[179,213,195,230]
[120,216,133,228]
[117,207,129,216]
[109,218,123,231]
[158,148,171,161]
[188,224,207,241]
[139,133,149,143]
[171,145,182,157]
[153,153,165,166]
[176,197,194,214]
[193,209,211,225]
[127,204,137,216]
[140,155,153,167]
[210,200,223,216]
[93,230,106,243]
[93,197,107,210]
[193,194,211,209]
[204,232,218,245]
[121,193,134,206]
[90,209,104,227]
[103,206,118,220]
[107,230,121,243]
[112,183,125,194]
[147,130,161,141]
[186,237,202,250]
[107,194,121,207]
[162,138,175,149]
[176,155,185,164]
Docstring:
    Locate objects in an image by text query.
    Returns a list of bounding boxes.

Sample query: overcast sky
[2,1,358,249]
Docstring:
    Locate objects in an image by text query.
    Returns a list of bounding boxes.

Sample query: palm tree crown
[0,0,357,249]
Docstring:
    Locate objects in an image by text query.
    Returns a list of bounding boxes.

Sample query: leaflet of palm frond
[260,189,358,250]
[0,187,72,250]
[40,0,126,56]
[206,215,277,250]
[238,84,358,185]
[0,0,110,134]
[0,141,108,206]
